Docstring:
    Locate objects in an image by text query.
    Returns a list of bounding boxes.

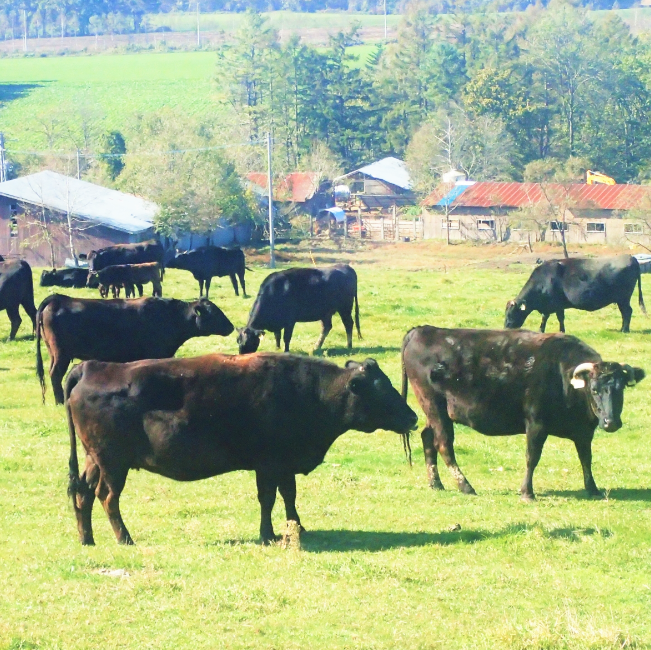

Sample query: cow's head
[190,299,234,337]
[345,358,418,435]
[237,327,265,354]
[166,252,191,271]
[39,269,57,287]
[568,361,645,432]
[504,299,529,329]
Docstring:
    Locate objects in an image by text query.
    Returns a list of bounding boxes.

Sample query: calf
[65,354,418,545]
[0,260,37,339]
[402,326,644,500]
[166,246,248,298]
[36,294,234,404]
[505,255,645,333]
[237,265,361,354]
[87,262,163,298]
[88,240,166,278]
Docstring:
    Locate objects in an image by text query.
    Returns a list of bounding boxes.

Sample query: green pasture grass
[1,241,650,649]
[146,10,402,33]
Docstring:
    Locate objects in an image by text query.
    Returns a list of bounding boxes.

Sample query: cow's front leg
[556,310,565,332]
[283,324,295,352]
[421,426,444,490]
[278,473,305,532]
[314,315,332,350]
[6,305,21,340]
[573,435,602,497]
[618,301,633,333]
[539,313,550,333]
[198,278,204,297]
[256,470,279,543]
[274,331,282,349]
[521,424,547,501]
[229,273,239,296]
[204,277,212,300]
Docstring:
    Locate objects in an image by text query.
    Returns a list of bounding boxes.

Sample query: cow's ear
[362,358,378,373]
[345,360,361,369]
[623,365,645,386]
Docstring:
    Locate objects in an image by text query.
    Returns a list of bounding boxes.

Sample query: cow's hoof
[80,538,95,546]
[588,490,605,500]
[459,483,476,495]
[520,493,536,503]
[429,481,445,491]
[260,535,281,546]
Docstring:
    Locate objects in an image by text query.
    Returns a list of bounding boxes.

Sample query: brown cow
[64,354,418,545]
[36,294,234,404]
[88,262,163,298]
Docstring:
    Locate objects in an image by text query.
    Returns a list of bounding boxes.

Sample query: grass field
[1,240,650,650]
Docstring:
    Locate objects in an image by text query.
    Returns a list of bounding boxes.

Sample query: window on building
[586,222,605,233]
[10,203,18,215]
[477,219,495,230]
[9,217,18,238]
[441,218,460,230]
[349,180,364,194]
[550,221,569,231]
[625,223,644,234]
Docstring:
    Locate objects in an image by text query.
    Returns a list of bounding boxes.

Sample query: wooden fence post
[357,207,362,240]
[380,216,385,241]
[393,205,399,242]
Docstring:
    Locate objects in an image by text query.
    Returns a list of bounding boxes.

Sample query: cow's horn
[571,362,595,389]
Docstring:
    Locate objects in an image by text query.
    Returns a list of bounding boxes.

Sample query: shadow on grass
[0,82,43,104]
[316,346,401,358]
[543,488,651,502]
[2,334,35,342]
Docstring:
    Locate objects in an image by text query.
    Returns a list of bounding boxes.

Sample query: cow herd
[0,245,647,546]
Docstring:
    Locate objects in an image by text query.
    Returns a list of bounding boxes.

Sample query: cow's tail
[65,365,84,503]
[354,288,362,340]
[401,330,413,466]
[638,266,647,315]
[35,295,57,404]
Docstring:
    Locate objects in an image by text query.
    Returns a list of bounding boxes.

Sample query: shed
[0,170,158,267]
[246,172,332,216]
[335,157,417,211]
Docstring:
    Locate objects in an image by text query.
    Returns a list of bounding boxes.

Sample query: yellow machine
[586,170,616,185]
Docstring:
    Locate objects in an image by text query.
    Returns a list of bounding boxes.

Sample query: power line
[5,140,268,159]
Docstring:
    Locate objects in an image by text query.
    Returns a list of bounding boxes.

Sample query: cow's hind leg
[283,324,295,352]
[339,306,354,349]
[274,331,282,350]
[205,277,212,300]
[21,299,37,335]
[229,273,239,296]
[50,355,71,406]
[198,278,204,297]
[520,424,548,501]
[6,305,21,340]
[573,434,602,497]
[73,456,99,545]
[255,470,279,544]
[238,271,247,298]
[556,310,566,333]
[96,466,133,545]
[278,473,305,532]
[421,426,444,490]
[539,313,550,333]
[618,301,633,333]
[431,407,476,495]
[314,315,332,350]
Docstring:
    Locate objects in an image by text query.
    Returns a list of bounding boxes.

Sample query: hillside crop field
[1,241,650,650]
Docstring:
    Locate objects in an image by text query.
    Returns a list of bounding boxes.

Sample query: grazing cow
[88,241,166,278]
[0,260,37,340]
[237,265,361,354]
[87,262,163,298]
[166,246,248,298]
[36,294,234,405]
[401,326,644,500]
[64,354,418,545]
[40,268,95,289]
[504,255,645,333]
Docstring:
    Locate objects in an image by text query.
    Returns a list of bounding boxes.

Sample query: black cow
[88,262,163,298]
[505,255,645,333]
[88,241,165,277]
[401,326,644,500]
[237,264,361,354]
[40,268,96,289]
[36,294,234,405]
[0,260,37,340]
[166,246,248,299]
[65,354,418,545]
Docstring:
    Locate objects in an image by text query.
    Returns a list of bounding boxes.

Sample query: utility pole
[76,149,81,180]
[196,1,200,47]
[0,133,6,183]
[267,131,275,269]
[23,9,27,52]
[384,0,387,42]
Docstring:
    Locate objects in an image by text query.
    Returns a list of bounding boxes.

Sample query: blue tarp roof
[435,182,475,207]
[0,170,158,234]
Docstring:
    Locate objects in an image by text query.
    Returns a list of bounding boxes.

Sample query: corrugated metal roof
[246,172,319,203]
[424,181,651,210]
[0,170,157,234]
[337,157,413,191]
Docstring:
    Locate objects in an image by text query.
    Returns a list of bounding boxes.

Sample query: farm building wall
[422,209,651,247]
[0,197,155,267]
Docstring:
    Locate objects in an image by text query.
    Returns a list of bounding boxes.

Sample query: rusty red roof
[246,172,319,203]
[423,181,651,210]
